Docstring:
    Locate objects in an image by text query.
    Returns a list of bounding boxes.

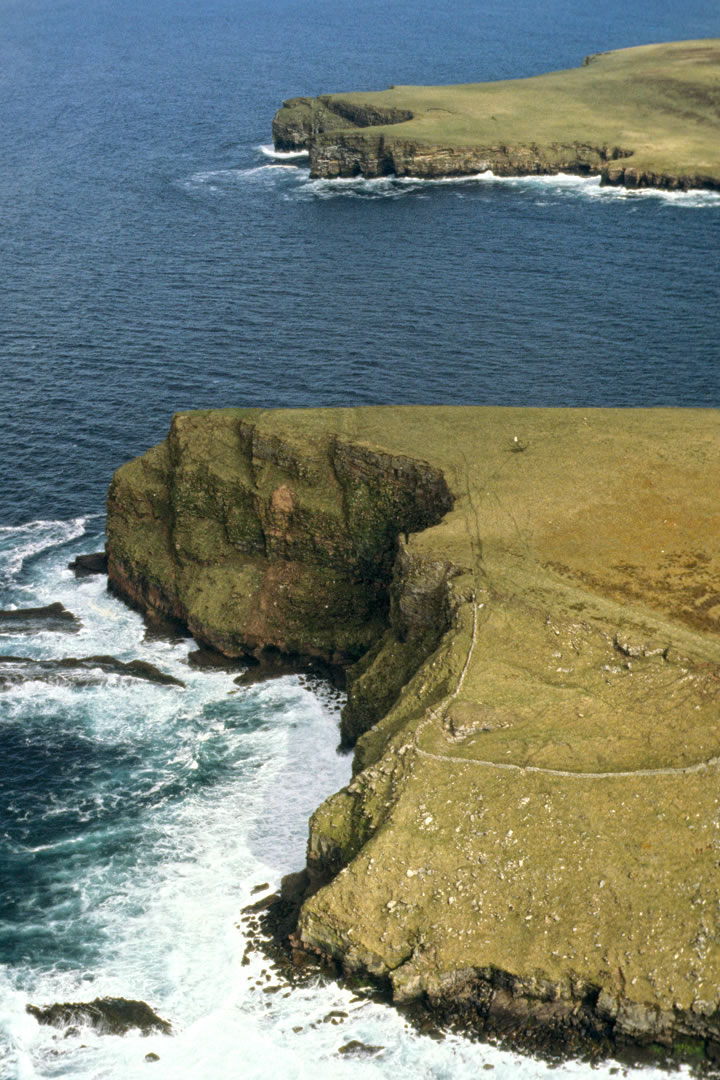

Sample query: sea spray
[180,150,720,207]
[0,522,692,1079]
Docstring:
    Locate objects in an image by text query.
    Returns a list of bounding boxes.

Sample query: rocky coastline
[106,405,720,1067]
[271,40,720,191]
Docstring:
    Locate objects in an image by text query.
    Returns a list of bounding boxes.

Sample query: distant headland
[272,40,720,190]
[107,406,720,1065]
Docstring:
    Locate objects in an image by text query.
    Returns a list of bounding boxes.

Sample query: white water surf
[0,521,689,1080]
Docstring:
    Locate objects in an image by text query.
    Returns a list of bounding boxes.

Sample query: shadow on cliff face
[272,95,413,152]
[105,410,456,748]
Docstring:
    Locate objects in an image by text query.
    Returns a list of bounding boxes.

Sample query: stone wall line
[411,599,720,780]
[416,739,720,781]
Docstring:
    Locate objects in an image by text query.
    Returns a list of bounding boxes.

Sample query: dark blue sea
[1,0,719,1075]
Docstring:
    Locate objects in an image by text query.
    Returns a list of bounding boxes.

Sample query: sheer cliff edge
[107,406,720,1062]
[272,40,720,191]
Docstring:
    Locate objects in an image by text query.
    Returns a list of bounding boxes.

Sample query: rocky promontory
[107,406,720,1063]
[272,39,720,190]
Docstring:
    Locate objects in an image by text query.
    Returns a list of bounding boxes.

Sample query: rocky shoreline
[271,40,720,191]
[275,112,720,192]
[106,405,720,1068]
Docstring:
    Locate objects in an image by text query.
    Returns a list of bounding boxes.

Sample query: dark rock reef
[27,997,172,1037]
[0,654,185,688]
[0,602,81,634]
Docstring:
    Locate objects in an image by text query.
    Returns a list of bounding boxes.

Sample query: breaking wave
[297,170,720,206]
[0,523,686,1079]
[0,518,96,590]
[258,143,310,160]
[179,147,720,209]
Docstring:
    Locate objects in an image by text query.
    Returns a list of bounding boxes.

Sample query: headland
[272,40,720,190]
[106,406,720,1064]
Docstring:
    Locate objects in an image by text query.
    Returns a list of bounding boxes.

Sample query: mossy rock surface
[107,405,720,1056]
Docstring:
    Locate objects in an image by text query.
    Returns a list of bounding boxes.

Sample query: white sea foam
[184,153,718,208]
[181,164,301,194]
[0,523,695,1080]
[0,517,95,588]
[296,168,720,206]
[258,143,309,160]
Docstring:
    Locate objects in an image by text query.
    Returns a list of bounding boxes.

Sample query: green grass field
[277,40,720,184]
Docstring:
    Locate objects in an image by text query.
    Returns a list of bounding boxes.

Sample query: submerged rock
[0,602,81,633]
[68,551,108,577]
[0,654,185,688]
[26,997,172,1036]
[338,1040,384,1056]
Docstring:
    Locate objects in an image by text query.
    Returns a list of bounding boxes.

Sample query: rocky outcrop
[272,95,635,179]
[27,998,171,1037]
[0,602,81,633]
[106,408,454,731]
[274,93,633,181]
[272,96,412,152]
[107,406,720,1066]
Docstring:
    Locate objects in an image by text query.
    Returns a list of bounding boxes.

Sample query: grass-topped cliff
[108,406,720,1063]
[273,39,720,189]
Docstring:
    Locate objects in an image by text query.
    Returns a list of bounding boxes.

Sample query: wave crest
[0,518,92,587]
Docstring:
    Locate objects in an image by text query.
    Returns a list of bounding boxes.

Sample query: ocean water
[1,0,719,1076]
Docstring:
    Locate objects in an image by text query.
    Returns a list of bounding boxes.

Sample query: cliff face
[107,406,720,1065]
[106,407,454,739]
[271,95,412,153]
[271,40,720,190]
[316,137,638,182]
[273,99,633,182]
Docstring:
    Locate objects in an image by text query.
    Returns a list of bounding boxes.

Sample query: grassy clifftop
[108,406,720,1061]
[273,40,720,188]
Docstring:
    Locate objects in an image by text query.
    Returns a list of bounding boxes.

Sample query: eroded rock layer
[107,406,720,1061]
[106,407,454,742]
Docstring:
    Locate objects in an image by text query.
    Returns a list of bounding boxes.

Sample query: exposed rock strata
[278,118,635,183]
[0,601,81,633]
[272,40,720,191]
[107,406,720,1064]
